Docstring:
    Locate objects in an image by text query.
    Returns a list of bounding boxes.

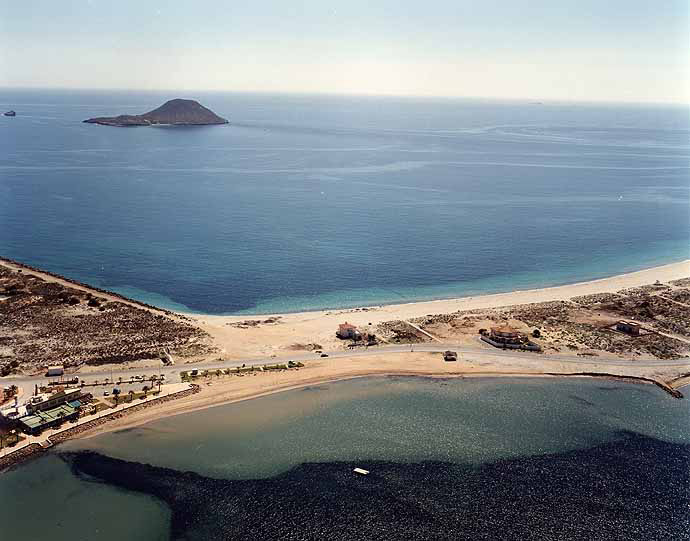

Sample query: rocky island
[83,98,228,126]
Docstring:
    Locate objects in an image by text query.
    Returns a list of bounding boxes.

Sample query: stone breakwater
[545,372,685,399]
[0,385,200,473]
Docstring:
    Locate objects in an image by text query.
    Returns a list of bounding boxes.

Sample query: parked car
[320,353,329,358]
[103,391,110,396]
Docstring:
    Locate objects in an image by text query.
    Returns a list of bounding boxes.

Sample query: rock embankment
[0,384,200,472]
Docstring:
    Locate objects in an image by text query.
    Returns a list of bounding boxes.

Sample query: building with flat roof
[19,403,79,435]
[25,388,81,415]
[616,320,641,335]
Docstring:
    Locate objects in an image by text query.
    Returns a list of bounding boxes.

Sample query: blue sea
[1,89,688,314]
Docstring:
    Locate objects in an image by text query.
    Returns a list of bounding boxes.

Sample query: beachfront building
[489,326,526,345]
[616,320,641,336]
[19,403,80,435]
[337,322,362,340]
[1,387,83,426]
[481,325,541,351]
[25,387,81,415]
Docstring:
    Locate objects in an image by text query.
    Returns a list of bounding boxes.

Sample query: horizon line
[1,85,688,108]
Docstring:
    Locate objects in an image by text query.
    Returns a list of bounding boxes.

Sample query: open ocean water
[0,90,688,314]
[1,377,688,540]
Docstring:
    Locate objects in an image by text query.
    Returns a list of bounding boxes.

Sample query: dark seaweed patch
[61,432,690,540]
[568,394,597,407]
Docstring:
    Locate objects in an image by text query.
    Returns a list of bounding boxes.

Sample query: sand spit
[192,260,690,361]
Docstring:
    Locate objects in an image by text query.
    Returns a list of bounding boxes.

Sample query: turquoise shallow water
[1,377,688,540]
[1,90,688,314]
[61,377,690,479]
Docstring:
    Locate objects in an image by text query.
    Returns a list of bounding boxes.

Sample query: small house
[337,322,361,340]
[489,325,526,345]
[616,320,640,336]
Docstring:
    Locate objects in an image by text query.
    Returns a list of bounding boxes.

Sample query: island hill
[83,98,228,127]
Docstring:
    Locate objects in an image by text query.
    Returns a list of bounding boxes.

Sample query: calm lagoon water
[1,377,688,540]
[1,90,688,314]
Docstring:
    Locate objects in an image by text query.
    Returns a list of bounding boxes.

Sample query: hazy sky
[1,0,688,103]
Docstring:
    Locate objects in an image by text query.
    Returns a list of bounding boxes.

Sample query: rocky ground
[376,280,690,359]
[0,265,215,375]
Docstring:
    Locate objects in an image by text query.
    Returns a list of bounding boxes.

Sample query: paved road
[4,342,689,396]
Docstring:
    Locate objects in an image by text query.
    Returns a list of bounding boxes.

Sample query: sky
[1,0,688,103]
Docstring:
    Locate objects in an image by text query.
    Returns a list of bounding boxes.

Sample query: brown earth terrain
[377,280,690,359]
[2,256,688,378]
[0,262,215,375]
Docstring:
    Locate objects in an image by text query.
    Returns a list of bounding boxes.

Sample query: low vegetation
[0,263,216,374]
[376,281,690,359]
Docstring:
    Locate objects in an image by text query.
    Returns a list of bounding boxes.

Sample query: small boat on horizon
[4,110,16,117]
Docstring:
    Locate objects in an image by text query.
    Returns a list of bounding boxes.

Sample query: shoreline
[194,259,690,322]
[0,384,200,472]
[2,255,688,320]
[0,256,181,317]
[1,367,686,473]
[66,368,684,444]
[189,259,689,361]
[221,256,690,317]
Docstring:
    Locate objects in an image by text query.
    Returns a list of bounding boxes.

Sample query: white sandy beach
[3,259,688,445]
[191,260,690,359]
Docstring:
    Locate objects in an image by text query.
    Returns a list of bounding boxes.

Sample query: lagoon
[1,377,688,540]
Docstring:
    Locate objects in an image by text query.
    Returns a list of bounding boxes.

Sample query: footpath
[0,382,198,471]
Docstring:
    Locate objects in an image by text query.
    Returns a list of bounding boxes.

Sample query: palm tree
[142,386,149,398]
[128,389,135,403]
[112,388,121,405]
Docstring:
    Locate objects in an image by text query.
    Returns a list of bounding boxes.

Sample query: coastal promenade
[5,343,689,394]
[1,345,688,465]
[0,383,194,463]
